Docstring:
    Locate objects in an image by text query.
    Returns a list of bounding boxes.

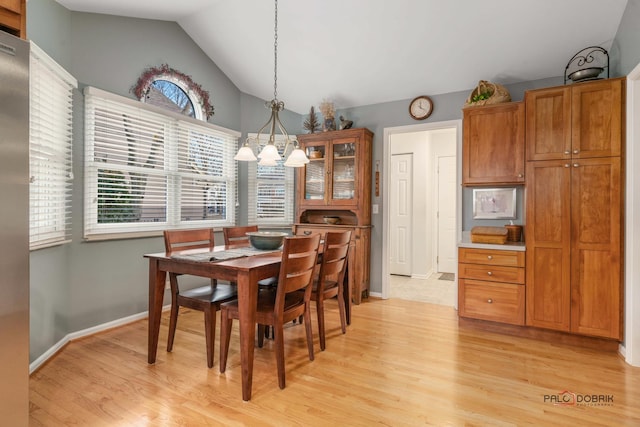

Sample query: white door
[390,153,412,275]
[437,155,457,273]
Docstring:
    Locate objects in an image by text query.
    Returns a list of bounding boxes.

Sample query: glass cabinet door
[304,144,326,201]
[331,141,356,201]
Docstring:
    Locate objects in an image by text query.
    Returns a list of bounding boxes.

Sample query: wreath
[131,64,214,119]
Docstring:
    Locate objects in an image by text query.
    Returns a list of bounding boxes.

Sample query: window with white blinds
[29,42,77,250]
[247,134,294,226]
[83,86,239,239]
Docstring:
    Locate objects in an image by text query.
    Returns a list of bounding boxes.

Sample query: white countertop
[458,231,526,252]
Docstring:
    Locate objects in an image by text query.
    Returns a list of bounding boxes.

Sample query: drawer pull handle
[487,255,493,260]
[304,231,312,236]
[487,298,493,304]
[487,271,492,276]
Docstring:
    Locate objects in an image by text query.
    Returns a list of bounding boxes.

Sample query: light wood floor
[29,298,640,426]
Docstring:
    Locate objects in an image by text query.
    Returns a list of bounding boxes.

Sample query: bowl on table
[246,231,288,250]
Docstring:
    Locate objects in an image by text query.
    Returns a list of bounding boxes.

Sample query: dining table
[144,243,351,401]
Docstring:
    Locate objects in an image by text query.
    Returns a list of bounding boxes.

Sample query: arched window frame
[131,64,214,121]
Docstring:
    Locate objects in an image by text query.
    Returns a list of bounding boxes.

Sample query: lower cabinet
[292,223,371,304]
[458,247,525,326]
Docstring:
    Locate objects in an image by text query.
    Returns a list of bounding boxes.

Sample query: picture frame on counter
[472,188,516,219]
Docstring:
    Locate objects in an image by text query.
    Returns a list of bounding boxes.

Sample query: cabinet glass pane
[332,142,355,200]
[305,146,325,200]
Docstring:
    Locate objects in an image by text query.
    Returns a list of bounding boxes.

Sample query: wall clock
[409,95,433,120]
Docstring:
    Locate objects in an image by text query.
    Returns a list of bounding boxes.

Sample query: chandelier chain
[273,0,279,101]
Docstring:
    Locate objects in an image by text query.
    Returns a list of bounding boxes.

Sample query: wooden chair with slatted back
[312,230,351,351]
[163,228,237,368]
[219,233,321,390]
[222,225,258,248]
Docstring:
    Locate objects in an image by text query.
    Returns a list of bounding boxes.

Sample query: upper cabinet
[0,0,26,39]
[296,128,373,225]
[462,102,525,186]
[525,77,624,161]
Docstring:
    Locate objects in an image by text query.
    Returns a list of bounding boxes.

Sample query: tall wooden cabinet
[462,101,525,185]
[0,0,26,39]
[293,128,373,304]
[525,78,624,340]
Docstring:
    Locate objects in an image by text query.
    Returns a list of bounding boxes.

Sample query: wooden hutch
[0,0,26,39]
[293,127,373,305]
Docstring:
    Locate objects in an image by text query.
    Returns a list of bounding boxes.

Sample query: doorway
[382,121,462,306]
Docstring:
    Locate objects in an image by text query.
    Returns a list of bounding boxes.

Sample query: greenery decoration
[303,106,322,133]
[131,64,215,119]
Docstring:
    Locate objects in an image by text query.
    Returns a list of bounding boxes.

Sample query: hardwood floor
[29,298,640,426]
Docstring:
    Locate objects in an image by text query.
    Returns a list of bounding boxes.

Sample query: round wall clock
[409,95,433,120]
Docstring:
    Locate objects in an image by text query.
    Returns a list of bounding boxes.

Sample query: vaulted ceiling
[55,0,628,113]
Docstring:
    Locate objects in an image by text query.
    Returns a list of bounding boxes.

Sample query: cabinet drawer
[458,263,525,284]
[458,248,524,267]
[459,279,525,325]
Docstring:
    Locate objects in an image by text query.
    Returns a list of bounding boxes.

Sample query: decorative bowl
[323,216,341,225]
[568,67,604,82]
[246,231,288,250]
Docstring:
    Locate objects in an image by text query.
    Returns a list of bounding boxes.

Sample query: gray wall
[24,0,640,363]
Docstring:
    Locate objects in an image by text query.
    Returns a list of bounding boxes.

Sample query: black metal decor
[564,46,609,84]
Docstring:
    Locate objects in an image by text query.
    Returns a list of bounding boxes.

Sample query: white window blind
[29,42,77,250]
[83,86,239,239]
[247,134,294,226]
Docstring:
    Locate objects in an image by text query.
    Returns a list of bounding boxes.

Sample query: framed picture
[472,188,517,219]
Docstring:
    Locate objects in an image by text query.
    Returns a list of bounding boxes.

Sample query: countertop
[458,231,526,252]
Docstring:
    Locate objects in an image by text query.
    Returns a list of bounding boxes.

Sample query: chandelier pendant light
[234,0,309,167]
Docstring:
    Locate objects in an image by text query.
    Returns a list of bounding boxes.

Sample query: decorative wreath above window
[131,64,214,120]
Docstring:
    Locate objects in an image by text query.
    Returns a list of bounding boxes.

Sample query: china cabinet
[294,128,373,304]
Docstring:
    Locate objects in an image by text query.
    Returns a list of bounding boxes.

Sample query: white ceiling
[55,0,628,114]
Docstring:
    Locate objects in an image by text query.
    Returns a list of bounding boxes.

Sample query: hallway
[389,273,456,306]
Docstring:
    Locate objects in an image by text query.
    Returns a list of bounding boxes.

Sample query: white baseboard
[29,304,171,374]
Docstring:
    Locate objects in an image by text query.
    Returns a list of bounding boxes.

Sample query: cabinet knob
[518,173,523,178]
[487,298,493,304]
[573,149,579,154]
[487,271,493,276]
[573,163,579,168]
[487,255,493,260]
[564,150,571,155]
[564,164,570,168]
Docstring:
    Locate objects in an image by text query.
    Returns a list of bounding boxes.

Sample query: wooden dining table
[144,244,351,401]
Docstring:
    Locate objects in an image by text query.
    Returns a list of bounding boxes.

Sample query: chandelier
[234,0,309,167]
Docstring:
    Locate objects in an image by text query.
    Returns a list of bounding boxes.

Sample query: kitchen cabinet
[458,247,525,326]
[462,101,525,186]
[525,78,624,340]
[295,128,373,304]
[0,0,26,39]
[525,77,623,161]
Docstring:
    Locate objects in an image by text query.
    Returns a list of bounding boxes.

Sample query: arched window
[131,64,214,121]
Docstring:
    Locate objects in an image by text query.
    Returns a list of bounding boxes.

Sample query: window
[83,86,238,240]
[29,42,77,249]
[247,135,294,226]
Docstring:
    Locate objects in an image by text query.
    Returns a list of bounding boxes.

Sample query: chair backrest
[274,234,321,314]
[223,225,259,248]
[163,228,215,255]
[317,230,351,290]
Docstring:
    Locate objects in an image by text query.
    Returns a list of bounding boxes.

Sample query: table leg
[237,270,258,401]
[148,259,166,364]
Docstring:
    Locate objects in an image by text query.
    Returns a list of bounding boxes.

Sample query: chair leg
[167,300,179,352]
[204,306,216,368]
[257,324,265,348]
[274,321,286,389]
[337,291,347,335]
[219,309,232,373]
[303,304,315,361]
[316,297,326,351]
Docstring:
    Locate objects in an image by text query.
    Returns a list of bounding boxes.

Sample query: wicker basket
[464,80,511,107]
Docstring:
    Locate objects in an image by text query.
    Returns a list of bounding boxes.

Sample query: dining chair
[163,228,237,368]
[311,230,351,351]
[219,233,321,390]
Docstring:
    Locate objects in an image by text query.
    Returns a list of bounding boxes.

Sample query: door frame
[381,120,462,302]
[624,65,640,367]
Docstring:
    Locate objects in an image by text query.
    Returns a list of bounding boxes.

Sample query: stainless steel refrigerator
[0,30,30,426]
